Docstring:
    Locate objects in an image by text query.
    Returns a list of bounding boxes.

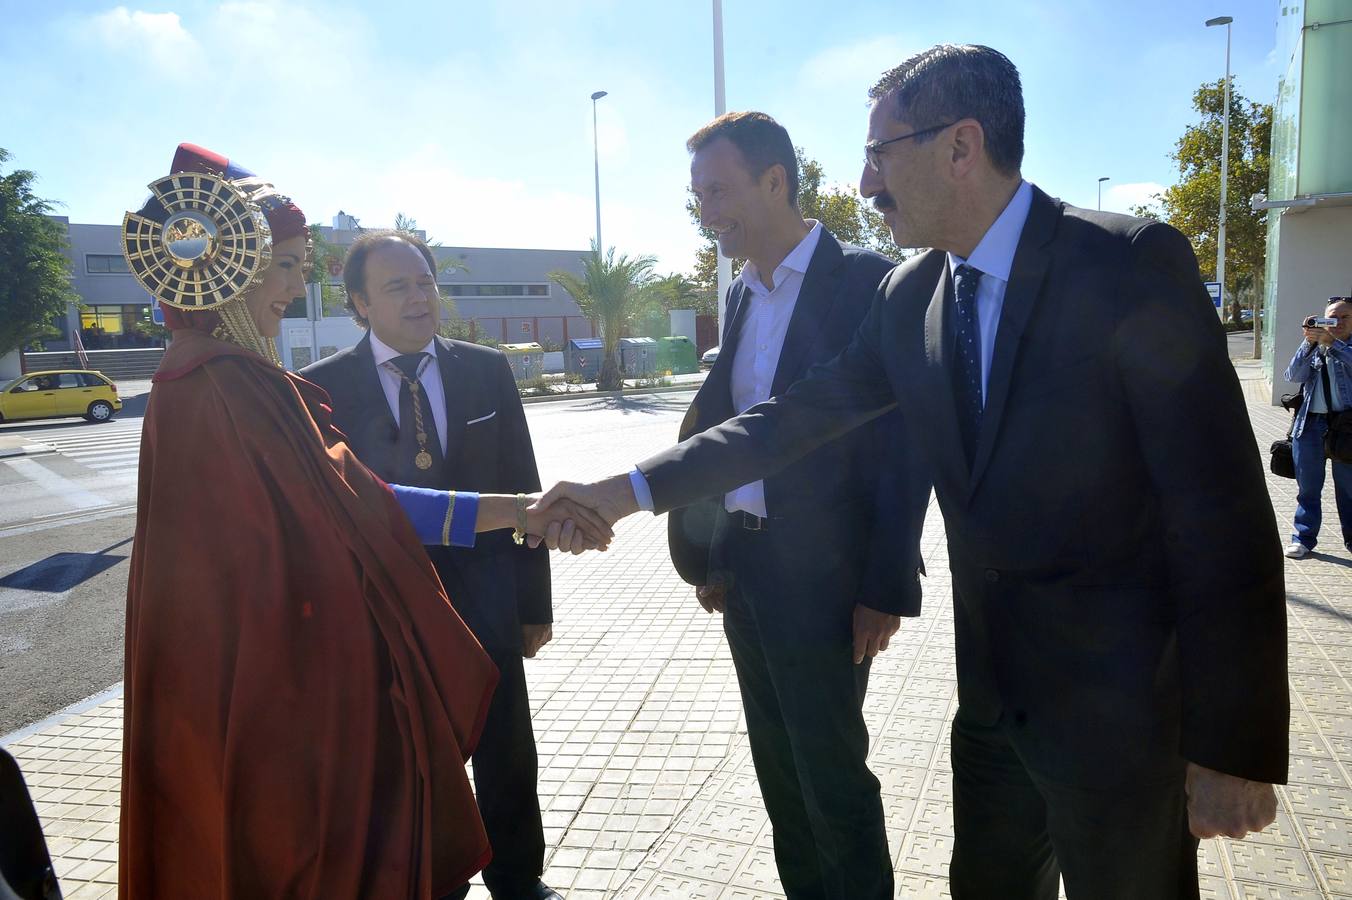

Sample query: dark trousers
[948,709,1199,900]
[449,648,545,899]
[721,525,892,900]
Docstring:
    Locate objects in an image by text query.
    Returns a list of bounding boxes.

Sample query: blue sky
[1,0,1283,272]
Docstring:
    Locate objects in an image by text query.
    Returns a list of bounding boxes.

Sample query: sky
[0,0,1286,274]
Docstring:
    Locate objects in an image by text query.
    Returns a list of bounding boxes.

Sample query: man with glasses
[541,43,1287,899]
[1283,296,1352,559]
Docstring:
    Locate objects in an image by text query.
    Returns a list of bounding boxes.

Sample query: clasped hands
[518,474,638,554]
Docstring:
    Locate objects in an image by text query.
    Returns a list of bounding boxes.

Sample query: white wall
[1270,206,1352,404]
[278,318,367,371]
[0,350,21,382]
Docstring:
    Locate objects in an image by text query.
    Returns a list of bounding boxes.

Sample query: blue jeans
[1291,412,1352,549]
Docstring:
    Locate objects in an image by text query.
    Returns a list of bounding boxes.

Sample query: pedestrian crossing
[39,422,144,475]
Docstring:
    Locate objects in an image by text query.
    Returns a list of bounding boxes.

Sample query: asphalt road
[0,385,694,736]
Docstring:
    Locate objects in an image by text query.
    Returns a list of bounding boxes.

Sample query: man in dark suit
[541,45,1287,899]
[301,232,561,900]
[663,111,926,899]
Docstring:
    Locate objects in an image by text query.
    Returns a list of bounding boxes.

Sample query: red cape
[120,331,498,898]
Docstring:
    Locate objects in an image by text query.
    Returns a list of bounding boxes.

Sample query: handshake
[517,474,643,554]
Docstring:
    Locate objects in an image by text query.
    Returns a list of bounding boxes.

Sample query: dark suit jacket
[302,334,550,651]
[668,231,926,615]
[638,186,1288,788]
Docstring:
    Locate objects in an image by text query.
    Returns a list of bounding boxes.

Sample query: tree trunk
[1251,266,1264,360]
[597,353,622,391]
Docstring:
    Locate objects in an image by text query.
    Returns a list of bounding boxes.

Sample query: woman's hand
[523,494,613,554]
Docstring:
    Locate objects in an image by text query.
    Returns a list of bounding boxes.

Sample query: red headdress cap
[170,143,307,242]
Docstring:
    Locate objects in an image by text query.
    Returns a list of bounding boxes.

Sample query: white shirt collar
[369,331,438,368]
[947,180,1034,283]
[739,220,823,293]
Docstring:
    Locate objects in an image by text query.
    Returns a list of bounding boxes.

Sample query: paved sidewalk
[5,378,1352,899]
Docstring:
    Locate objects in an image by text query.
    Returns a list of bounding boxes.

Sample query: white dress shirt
[721,221,823,517]
[946,180,1034,406]
[369,331,449,455]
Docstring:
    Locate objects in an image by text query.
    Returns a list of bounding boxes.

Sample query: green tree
[686,148,904,301]
[549,244,656,390]
[0,148,77,355]
[1132,80,1272,323]
[306,223,349,315]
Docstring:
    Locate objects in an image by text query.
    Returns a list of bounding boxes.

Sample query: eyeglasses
[864,122,955,172]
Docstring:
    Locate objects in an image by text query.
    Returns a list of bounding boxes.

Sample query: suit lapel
[771,232,845,396]
[341,333,402,480]
[967,187,1060,495]
[434,336,470,478]
[921,267,971,485]
[691,282,747,432]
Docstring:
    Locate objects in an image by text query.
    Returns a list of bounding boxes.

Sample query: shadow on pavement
[0,538,133,594]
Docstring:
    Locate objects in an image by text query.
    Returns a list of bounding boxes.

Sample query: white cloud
[1103,181,1166,215]
[798,36,916,95]
[86,7,197,64]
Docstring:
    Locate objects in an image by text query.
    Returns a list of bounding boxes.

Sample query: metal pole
[1097,176,1109,211]
[713,0,732,340]
[590,91,607,253]
[1218,22,1232,319]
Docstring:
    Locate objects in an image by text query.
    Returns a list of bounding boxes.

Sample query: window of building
[79,305,154,348]
[86,254,130,274]
[444,283,550,298]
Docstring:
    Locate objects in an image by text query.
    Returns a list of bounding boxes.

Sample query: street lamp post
[590,90,608,254]
[1097,176,1110,211]
[1206,15,1233,319]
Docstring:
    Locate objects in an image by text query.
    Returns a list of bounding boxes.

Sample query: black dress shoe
[521,882,563,900]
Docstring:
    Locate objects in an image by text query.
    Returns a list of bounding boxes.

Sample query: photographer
[1283,296,1352,558]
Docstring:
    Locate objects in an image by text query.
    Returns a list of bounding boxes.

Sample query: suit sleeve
[493,352,552,625]
[1112,223,1287,784]
[639,272,900,514]
[850,258,929,617]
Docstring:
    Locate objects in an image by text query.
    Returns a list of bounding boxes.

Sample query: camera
[1306,316,1340,328]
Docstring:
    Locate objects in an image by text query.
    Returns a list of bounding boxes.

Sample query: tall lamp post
[712,0,731,339]
[1097,176,1110,211]
[590,90,608,254]
[1206,15,1233,319]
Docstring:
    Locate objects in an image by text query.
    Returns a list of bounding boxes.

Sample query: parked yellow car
[0,370,122,423]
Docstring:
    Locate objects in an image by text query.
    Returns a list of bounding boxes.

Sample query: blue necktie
[953,264,984,464]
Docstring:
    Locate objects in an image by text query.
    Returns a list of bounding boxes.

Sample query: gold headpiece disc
[122,171,272,311]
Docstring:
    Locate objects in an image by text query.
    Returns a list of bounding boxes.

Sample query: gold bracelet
[441,491,455,546]
[512,492,527,546]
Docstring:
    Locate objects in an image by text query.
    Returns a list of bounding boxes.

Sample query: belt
[729,510,770,531]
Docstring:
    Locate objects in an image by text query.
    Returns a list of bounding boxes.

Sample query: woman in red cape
[118,145,603,899]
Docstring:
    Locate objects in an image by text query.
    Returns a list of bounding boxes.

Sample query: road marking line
[3,458,110,510]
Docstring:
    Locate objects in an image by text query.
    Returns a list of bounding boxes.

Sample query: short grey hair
[869,44,1025,177]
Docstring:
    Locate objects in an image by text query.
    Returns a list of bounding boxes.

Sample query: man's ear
[350,291,371,320]
[762,162,789,202]
[949,119,986,178]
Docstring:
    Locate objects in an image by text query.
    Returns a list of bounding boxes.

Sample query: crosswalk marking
[39,424,144,474]
[3,458,110,510]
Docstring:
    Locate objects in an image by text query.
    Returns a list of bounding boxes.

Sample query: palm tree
[550,243,656,390]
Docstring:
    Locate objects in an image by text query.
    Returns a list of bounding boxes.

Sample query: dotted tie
[953,264,984,465]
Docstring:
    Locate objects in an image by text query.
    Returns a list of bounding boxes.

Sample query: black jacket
[667,229,927,615]
[302,333,550,650]
[638,187,1288,788]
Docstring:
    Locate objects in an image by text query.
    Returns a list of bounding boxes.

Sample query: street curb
[0,443,56,459]
[1,682,125,748]
[519,383,701,405]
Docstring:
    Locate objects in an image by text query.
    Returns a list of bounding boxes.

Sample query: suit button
[984,569,1000,583]
[1014,709,1028,726]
